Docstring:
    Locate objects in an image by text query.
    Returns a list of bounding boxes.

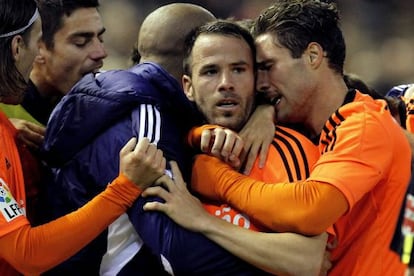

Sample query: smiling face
[255,33,315,125]
[35,7,107,94]
[183,34,255,131]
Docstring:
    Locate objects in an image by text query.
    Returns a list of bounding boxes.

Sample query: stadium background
[99,0,414,94]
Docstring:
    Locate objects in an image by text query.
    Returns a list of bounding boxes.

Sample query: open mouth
[216,99,238,108]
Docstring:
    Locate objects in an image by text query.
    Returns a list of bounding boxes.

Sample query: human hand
[200,127,243,169]
[239,104,275,174]
[142,161,213,232]
[10,118,45,150]
[119,137,166,190]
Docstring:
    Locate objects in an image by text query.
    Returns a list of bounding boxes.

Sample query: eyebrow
[256,59,272,66]
[200,60,250,70]
[231,60,250,66]
[68,27,106,39]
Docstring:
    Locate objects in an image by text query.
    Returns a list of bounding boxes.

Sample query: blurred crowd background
[99,0,414,95]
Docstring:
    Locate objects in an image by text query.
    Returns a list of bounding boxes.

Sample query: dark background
[99,0,414,94]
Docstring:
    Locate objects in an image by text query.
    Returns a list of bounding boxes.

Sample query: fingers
[119,137,167,189]
[153,161,186,192]
[10,118,45,149]
[120,137,138,156]
[258,140,271,168]
[242,140,271,174]
[17,133,40,149]
[142,200,165,212]
[143,139,166,170]
[211,128,236,158]
[142,185,170,200]
[201,128,243,168]
[243,149,256,175]
[200,130,212,152]
[228,137,244,162]
[169,161,186,190]
[154,174,175,190]
[142,186,170,212]
[27,122,46,136]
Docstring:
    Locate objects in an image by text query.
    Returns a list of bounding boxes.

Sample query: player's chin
[216,116,243,131]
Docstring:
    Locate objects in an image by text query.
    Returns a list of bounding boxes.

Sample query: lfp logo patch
[0,178,24,222]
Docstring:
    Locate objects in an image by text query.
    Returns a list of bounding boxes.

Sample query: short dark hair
[37,0,100,49]
[252,0,345,74]
[183,19,256,76]
[0,0,38,95]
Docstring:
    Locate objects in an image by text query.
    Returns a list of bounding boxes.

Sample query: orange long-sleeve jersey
[191,91,410,275]
[0,111,142,276]
[189,124,322,231]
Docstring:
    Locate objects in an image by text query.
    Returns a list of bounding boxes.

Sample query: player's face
[183,34,255,131]
[37,7,107,94]
[255,33,315,125]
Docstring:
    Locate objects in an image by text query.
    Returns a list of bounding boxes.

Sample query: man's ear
[182,74,195,101]
[34,41,47,64]
[11,35,24,62]
[306,42,325,68]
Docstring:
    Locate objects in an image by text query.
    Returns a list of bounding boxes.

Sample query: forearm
[192,155,348,235]
[0,174,141,275]
[200,214,327,276]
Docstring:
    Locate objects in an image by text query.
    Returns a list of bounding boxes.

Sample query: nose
[218,70,234,91]
[256,70,270,93]
[90,39,107,60]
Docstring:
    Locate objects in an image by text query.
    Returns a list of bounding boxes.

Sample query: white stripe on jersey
[100,103,164,274]
[99,214,143,275]
[138,104,161,144]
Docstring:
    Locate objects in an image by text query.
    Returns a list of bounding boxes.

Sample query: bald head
[137,3,215,81]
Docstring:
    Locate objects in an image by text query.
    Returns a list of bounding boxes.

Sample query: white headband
[0,8,39,39]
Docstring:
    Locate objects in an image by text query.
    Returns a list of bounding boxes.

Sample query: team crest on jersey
[0,178,24,222]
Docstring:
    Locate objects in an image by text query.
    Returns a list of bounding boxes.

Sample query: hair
[0,0,38,96]
[36,0,99,49]
[183,19,256,76]
[252,0,345,75]
[233,18,255,33]
[343,73,376,95]
[343,73,406,126]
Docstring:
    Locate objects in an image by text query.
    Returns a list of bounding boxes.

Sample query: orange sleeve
[0,173,141,275]
[192,154,348,236]
[187,124,221,148]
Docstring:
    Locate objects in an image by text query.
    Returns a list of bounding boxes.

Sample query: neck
[306,75,349,137]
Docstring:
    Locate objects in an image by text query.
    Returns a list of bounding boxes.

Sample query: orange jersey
[309,91,409,275]
[191,125,320,231]
[0,111,29,275]
[191,90,410,275]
